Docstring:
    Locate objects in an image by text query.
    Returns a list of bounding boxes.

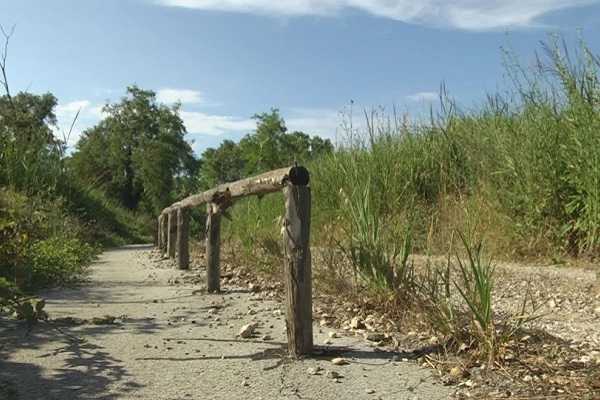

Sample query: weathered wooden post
[177,208,190,270]
[205,203,221,293]
[167,210,177,259]
[157,215,163,249]
[161,213,169,253]
[282,166,312,357]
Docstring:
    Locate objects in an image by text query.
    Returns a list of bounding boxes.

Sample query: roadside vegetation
[2,21,600,396]
[220,33,600,370]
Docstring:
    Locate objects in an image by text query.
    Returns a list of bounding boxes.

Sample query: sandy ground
[0,245,451,400]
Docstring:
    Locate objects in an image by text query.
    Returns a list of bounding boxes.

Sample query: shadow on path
[1,321,144,400]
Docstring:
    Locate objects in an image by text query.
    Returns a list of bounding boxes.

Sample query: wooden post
[205,203,221,293]
[161,214,169,253]
[167,211,176,259]
[157,215,163,249]
[283,184,312,357]
[177,208,190,270]
[153,218,159,247]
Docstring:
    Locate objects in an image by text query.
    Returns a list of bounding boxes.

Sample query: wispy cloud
[405,91,439,102]
[148,0,598,30]
[157,88,205,104]
[55,100,91,118]
[179,111,254,136]
[284,108,343,142]
[54,100,107,150]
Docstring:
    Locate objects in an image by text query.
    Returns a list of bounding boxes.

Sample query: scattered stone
[365,388,375,394]
[326,370,339,379]
[332,357,347,365]
[324,339,332,345]
[306,367,320,375]
[238,322,259,338]
[328,331,339,338]
[349,317,365,330]
[249,283,261,293]
[242,379,249,386]
[262,334,272,341]
[449,366,468,380]
[363,332,385,342]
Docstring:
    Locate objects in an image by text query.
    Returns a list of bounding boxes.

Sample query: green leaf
[35,299,46,313]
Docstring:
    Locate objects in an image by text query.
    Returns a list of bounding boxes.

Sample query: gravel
[0,245,451,400]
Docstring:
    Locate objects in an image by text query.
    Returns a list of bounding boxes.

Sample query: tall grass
[219,33,600,359]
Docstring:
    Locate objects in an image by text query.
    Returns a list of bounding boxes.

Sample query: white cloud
[405,91,439,102]
[54,100,108,151]
[148,0,598,30]
[284,108,343,142]
[179,111,255,136]
[157,88,205,104]
[55,100,91,118]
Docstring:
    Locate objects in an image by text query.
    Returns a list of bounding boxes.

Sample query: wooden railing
[157,165,313,357]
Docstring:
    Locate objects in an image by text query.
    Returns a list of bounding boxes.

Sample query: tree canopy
[200,108,333,188]
[70,85,199,215]
[0,91,62,191]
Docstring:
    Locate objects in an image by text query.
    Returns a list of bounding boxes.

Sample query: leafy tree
[239,109,288,175]
[199,108,333,187]
[0,92,63,191]
[199,139,244,189]
[71,85,199,215]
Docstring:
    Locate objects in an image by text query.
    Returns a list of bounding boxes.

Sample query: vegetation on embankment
[0,24,334,318]
[219,34,600,364]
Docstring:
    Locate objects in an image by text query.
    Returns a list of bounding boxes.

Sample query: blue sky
[4,0,600,156]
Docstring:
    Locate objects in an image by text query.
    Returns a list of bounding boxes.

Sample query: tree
[0,91,62,190]
[71,85,199,215]
[199,108,334,186]
[199,140,244,189]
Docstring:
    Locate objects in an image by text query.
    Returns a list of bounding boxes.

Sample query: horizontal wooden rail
[156,165,313,357]
[160,165,309,215]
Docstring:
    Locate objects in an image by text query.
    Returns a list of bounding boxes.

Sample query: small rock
[326,370,339,379]
[328,331,339,338]
[332,357,347,365]
[262,334,273,341]
[249,284,261,293]
[363,332,385,342]
[449,366,467,379]
[238,323,258,338]
[242,379,249,386]
[365,389,375,394]
[349,317,365,330]
[306,367,320,375]
[324,339,332,345]
[549,300,557,308]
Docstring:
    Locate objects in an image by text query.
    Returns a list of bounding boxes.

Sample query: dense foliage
[70,85,200,215]
[199,109,333,188]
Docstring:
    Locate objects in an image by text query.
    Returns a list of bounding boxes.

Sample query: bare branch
[0,23,17,121]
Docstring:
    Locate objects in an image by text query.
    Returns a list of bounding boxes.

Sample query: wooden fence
[157,165,312,357]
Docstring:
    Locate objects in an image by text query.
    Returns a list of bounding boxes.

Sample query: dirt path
[0,245,451,400]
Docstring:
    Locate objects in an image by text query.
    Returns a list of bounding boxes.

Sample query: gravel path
[0,245,451,400]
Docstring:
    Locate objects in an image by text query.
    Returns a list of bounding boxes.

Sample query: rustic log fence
[157,165,312,357]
